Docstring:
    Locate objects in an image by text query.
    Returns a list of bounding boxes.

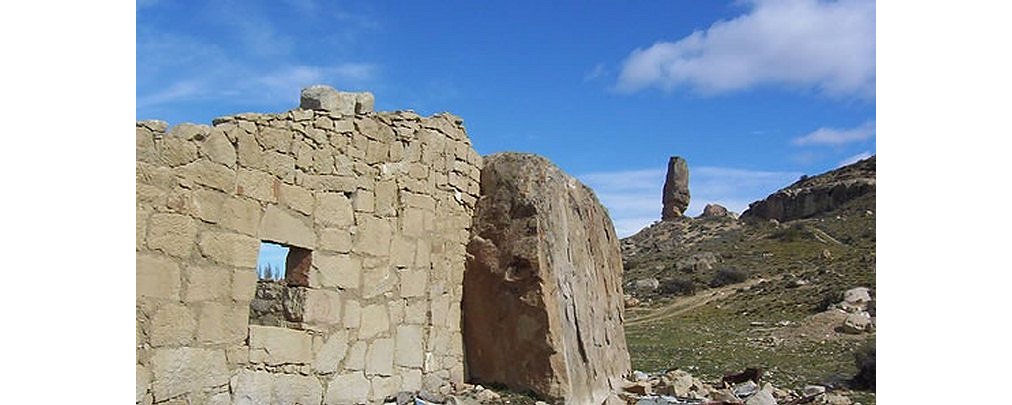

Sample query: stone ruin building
[136,86,630,405]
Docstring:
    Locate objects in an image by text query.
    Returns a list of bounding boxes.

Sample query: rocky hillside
[620,156,877,403]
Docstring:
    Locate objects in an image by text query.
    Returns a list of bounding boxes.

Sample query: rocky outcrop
[661,156,690,220]
[698,203,733,219]
[463,153,630,404]
[741,156,875,222]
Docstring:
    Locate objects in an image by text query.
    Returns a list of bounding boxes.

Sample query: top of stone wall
[299,85,374,115]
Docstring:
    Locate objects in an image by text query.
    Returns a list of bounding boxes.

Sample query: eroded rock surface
[741,156,875,222]
[463,153,630,404]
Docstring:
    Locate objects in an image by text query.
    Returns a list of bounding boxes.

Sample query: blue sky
[137,0,876,237]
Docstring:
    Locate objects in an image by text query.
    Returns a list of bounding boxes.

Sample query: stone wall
[136,87,482,405]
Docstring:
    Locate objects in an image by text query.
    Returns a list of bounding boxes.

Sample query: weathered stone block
[366,338,395,376]
[147,213,197,258]
[200,129,236,168]
[249,325,313,365]
[315,192,355,227]
[198,231,259,268]
[151,303,196,346]
[260,205,316,249]
[313,330,349,374]
[259,127,293,153]
[184,265,231,302]
[279,183,315,215]
[159,136,199,167]
[137,253,181,300]
[178,159,236,193]
[150,348,229,401]
[319,228,352,253]
[362,264,395,298]
[359,303,390,339]
[353,216,392,257]
[303,289,343,325]
[220,197,262,236]
[374,180,397,217]
[344,300,361,329]
[399,269,427,298]
[312,253,360,290]
[232,268,258,301]
[324,372,369,404]
[344,341,367,371]
[237,168,279,203]
[189,189,226,224]
[300,85,356,115]
[395,325,424,368]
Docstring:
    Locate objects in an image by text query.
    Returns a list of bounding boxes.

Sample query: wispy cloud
[579,165,800,237]
[615,0,875,98]
[137,2,379,115]
[584,63,608,82]
[793,120,876,146]
[838,151,873,167]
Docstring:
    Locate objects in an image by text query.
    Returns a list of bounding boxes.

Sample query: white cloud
[793,120,875,145]
[579,165,800,237]
[615,0,875,98]
[838,150,873,167]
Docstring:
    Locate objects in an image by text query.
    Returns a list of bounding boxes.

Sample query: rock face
[661,156,690,220]
[463,153,631,404]
[741,156,875,222]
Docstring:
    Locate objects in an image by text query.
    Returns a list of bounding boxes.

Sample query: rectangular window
[250,241,310,328]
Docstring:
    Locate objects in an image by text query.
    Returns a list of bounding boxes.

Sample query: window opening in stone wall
[249,241,311,328]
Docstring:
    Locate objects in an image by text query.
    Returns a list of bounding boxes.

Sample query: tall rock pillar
[661,156,690,220]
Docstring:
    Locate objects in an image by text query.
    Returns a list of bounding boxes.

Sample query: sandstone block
[150,348,229,401]
[249,325,313,365]
[315,192,355,227]
[279,183,315,215]
[137,253,181,300]
[259,127,293,153]
[303,289,343,325]
[353,216,392,257]
[232,267,259,301]
[236,131,265,169]
[366,338,395,376]
[237,168,279,203]
[312,253,360,290]
[301,85,356,115]
[374,180,397,217]
[260,205,316,249]
[369,375,401,403]
[399,269,427,298]
[319,227,353,253]
[198,231,259,268]
[359,303,390,339]
[355,92,375,114]
[159,136,199,167]
[170,123,211,141]
[178,160,236,193]
[147,213,197,258]
[200,129,236,168]
[464,153,631,404]
[313,330,349,374]
[189,189,225,224]
[362,264,395,298]
[219,197,262,236]
[136,364,150,402]
[275,374,324,404]
[324,372,369,404]
[344,341,367,371]
[184,265,231,302]
[344,300,361,329]
[395,325,424,368]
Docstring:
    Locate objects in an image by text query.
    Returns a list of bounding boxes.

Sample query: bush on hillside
[772,223,808,242]
[659,276,697,296]
[851,344,875,391]
[709,267,749,288]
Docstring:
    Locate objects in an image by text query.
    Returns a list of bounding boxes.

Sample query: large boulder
[661,156,690,220]
[463,153,631,404]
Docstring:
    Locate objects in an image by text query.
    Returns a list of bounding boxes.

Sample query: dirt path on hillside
[625,276,781,327]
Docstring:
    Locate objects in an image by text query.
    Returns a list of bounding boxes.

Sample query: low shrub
[851,344,875,391]
[659,276,697,296]
[709,267,749,288]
